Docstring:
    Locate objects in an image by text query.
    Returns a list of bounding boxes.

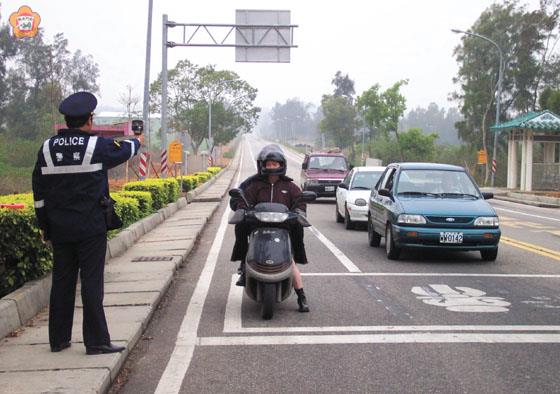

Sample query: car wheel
[480,247,498,261]
[385,225,401,260]
[335,199,344,223]
[368,215,381,247]
[344,205,354,230]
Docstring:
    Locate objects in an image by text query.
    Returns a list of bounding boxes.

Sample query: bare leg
[292,261,303,289]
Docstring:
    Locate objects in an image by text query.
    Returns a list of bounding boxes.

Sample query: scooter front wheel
[262,283,276,320]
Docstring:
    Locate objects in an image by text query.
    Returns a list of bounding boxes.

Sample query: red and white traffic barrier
[160,149,168,177]
[138,152,148,179]
[491,159,497,174]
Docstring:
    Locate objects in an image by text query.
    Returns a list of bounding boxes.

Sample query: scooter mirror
[229,188,242,198]
[300,191,317,203]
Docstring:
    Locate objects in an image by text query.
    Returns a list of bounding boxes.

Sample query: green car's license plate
[439,232,463,243]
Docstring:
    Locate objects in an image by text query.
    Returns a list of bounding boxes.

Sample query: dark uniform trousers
[50,234,109,347]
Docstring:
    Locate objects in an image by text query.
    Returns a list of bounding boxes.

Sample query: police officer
[32,91,141,355]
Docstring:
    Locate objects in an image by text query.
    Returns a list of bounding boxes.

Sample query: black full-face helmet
[257,144,287,176]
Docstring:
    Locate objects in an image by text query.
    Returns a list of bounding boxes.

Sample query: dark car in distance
[367,163,500,261]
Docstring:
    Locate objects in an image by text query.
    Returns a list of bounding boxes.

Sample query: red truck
[300,149,350,197]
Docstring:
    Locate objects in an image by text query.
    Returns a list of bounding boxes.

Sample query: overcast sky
[0,0,541,114]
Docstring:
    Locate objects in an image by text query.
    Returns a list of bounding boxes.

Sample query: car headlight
[306,179,319,185]
[353,198,367,206]
[474,216,499,227]
[397,214,426,224]
[254,212,289,223]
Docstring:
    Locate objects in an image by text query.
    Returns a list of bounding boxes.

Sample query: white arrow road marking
[412,285,511,312]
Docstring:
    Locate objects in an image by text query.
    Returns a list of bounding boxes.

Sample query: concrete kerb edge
[0,274,52,339]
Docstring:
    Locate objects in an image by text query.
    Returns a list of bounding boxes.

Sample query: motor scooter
[229,188,316,319]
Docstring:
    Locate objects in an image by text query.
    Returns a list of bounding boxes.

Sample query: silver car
[335,166,385,229]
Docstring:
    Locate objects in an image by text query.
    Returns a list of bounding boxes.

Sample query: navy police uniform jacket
[32,129,140,243]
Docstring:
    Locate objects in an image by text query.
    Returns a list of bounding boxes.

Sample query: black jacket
[32,129,140,242]
[230,174,308,264]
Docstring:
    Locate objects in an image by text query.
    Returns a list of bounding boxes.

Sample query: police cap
[58,91,97,117]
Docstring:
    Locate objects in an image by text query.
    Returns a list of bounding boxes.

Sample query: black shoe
[295,288,310,313]
[86,343,126,355]
[50,341,71,352]
[236,273,246,287]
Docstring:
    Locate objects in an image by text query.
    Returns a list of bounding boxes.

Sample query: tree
[452,0,560,184]
[400,103,462,145]
[539,87,560,113]
[270,98,314,143]
[119,85,140,121]
[320,95,360,157]
[356,80,409,159]
[331,71,355,101]
[150,60,260,154]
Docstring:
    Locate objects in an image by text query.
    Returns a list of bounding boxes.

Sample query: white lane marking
[494,206,560,223]
[224,275,243,332]
[411,285,511,312]
[154,143,245,394]
[199,333,560,346]
[223,324,560,334]
[308,226,362,273]
[301,272,560,278]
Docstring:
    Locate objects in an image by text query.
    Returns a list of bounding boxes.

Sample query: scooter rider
[231,144,310,312]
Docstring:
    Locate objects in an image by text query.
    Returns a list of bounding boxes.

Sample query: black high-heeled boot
[295,288,309,312]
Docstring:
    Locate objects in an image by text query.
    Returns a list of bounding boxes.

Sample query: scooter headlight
[254,212,289,223]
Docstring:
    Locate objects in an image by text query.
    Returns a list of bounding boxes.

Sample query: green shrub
[0,193,52,297]
[176,175,199,192]
[223,149,235,159]
[193,171,212,183]
[162,178,179,203]
[123,180,168,210]
[112,194,141,228]
[115,191,153,216]
[207,166,222,175]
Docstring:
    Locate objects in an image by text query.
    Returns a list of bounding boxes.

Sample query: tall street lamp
[452,29,503,186]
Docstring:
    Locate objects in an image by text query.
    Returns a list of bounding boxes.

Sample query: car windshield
[351,171,383,190]
[308,156,347,171]
[396,169,479,198]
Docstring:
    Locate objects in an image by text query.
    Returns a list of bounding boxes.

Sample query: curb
[0,163,235,341]
[493,195,560,208]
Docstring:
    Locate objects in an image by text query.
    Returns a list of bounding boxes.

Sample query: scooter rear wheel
[262,283,276,320]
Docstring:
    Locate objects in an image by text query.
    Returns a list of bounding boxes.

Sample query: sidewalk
[0,152,240,393]
[480,187,560,208]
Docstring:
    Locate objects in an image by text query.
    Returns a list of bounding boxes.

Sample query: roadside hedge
[193,171,212,183]
[123,180,168,210]
[176,175,199,192]
[0,165,224,297]
[115,191,153,216]
[207,166,222,175]
[0,193,52,298]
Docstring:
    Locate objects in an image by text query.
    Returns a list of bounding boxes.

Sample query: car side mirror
[338,183,348,190]
[378,188,392,198]
[481,192,494,200]
[301,163,308,170]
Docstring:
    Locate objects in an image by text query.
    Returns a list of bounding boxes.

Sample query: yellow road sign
[477,149,487,165]
[168,140,183,163]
